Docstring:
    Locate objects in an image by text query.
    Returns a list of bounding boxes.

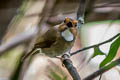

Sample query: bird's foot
[55,53,71,61]
[61,52,71,61]
[55,56,61,60]
[55,53,71,67]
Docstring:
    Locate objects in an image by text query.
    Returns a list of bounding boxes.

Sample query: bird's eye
[75,24,77,27]
[64,18,70,23]
[67,22,72,28]
[72,20,78,27]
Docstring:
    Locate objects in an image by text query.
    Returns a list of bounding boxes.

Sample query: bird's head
[59,18,78,41]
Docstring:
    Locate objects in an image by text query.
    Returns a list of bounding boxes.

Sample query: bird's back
[34,25,59,48]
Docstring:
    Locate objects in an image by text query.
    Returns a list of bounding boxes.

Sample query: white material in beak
[61,29,74,41]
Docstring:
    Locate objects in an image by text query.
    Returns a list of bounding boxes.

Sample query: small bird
[22,18,78,61]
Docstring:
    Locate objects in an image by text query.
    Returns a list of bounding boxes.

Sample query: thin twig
[77,0,88,18]
[70,33,120,56]
[94,3,120,8]
[83,58,120,80]
[77,0,89,28]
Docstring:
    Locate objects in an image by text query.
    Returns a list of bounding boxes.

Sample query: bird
[22,18,78,61]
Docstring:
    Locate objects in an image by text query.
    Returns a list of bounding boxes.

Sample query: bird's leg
[61,52,71,67]
[55,50,71,67]
[55,56,61,59]
[55,50,71,61]
[62,52,71,61]
[63,48,71,59]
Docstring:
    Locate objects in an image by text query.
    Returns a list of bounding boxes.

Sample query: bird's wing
[35,27,58,48]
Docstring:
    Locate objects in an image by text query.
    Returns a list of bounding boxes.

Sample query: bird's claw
[55,52,71,67]
[61,53,71,61]
[55,53,71,61]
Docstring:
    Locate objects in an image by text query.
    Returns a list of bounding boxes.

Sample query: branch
[60,0,89,79]
[62,54,81,80]
[0,27,38,56]
[83,58,120,80]
[70,33,120,56]
[60,0,88,80]
[77,0,88,18]
[94,2,120,8]
[77,0,89,28]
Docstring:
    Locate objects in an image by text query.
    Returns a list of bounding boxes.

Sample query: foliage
[91,33,120,68]
[92,46,106,58]
[48,65,67,80]
[100,35,120,68]
[50,71,67,80]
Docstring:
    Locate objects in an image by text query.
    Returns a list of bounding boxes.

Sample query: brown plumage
[22,18,78,61]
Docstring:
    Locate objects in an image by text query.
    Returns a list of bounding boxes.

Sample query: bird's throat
[61,29,74,41]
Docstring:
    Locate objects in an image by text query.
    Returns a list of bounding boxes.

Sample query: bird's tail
[21,48,41,62]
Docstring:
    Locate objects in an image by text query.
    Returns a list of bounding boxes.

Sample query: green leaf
[92,46,106,58]
[50,71,67,80]
[100,36,120,68]
[51,71,62,80]
[49,65,67,80]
